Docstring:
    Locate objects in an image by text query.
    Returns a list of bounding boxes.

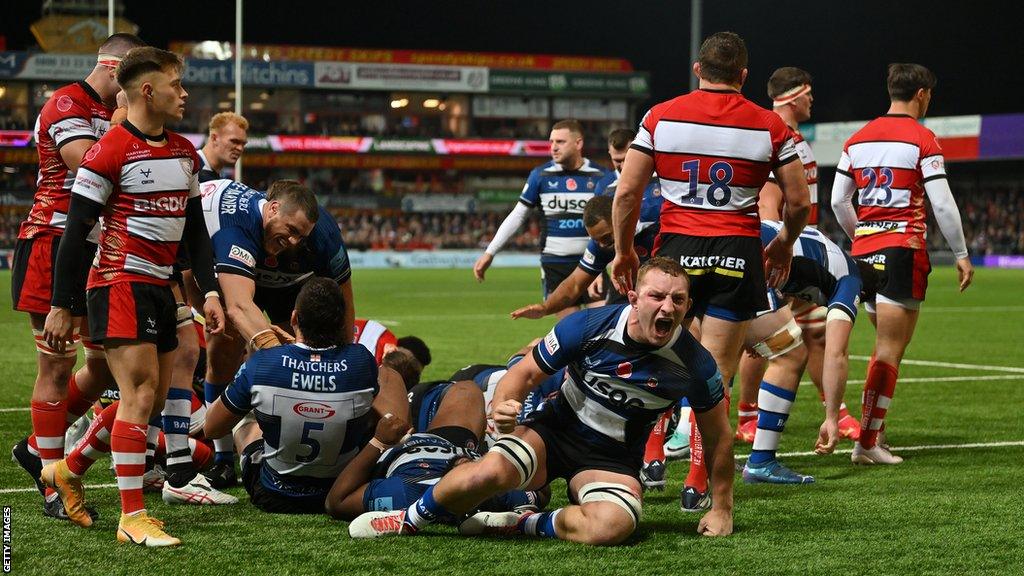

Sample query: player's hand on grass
[814,417,839,455]
[697,508,733,537]
[956,257,974,292]
[474,253,493,282]
[610,249,640,294]
[203,297,225,335]
[42,306,74,353]
[492,399,523,434]
[511,303,546,320]
[374,413,411,445]
[763,236,793,288]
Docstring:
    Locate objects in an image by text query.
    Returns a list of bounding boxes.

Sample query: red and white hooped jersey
[19,81,113,240]
[768,126,819,226]
[632,89,798,238]
[353,318,398,365]
[837,114,945,255]
[71,122,201,288]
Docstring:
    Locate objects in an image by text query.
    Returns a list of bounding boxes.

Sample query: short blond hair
[208,112,249,134]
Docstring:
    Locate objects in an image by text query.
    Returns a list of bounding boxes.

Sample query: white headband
[772,83,811,107]
[97,53,123,68]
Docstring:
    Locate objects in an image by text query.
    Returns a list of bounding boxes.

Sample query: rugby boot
[851,442,903,465]
[838,414,861,441]
[117,511,181,547]
[162,474,238,505]
[734,419,757,444]
[348,510,414,538]
[202,461,238,489]
[663,429,690,461]
[42,492,100,522]
[640,460,667,491]
[39,460,92,527]
[459,511,529,536]
[11,438,45,497]
[742,459,815,484]
[142,464,166,493]
[680,485,711,513]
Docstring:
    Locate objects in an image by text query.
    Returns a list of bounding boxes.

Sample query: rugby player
[40,47,224,546]
[10,33,145,520]
[736,67,860,444]
[831,63,972,464]
[473,119,607,317]
[190,177,352,488]
[325,385,543,521]
[349,258,735,544]
[610,32,810,510]
[197,112,248,180]
[203,278,408,514]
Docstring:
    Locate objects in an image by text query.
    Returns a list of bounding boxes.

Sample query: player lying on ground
[203,278,408,514]
[325,380,546,521]
[349,257,734,544]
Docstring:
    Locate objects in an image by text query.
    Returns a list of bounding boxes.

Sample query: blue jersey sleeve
[577,238,611,275]
[531,308,589,374]
[672,331,725,413]
[594,171,618,196]
[518,168,542,207]
[829,259,862,321]
[222,355,259,414]
[310,208,352,284]
[212,226,261,278]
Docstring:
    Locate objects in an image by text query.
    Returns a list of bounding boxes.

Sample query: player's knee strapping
[578,482,642,529]
[492,435,538,489]
[32,328,79,358]
[81,336,105,360]
[752,318,803,360]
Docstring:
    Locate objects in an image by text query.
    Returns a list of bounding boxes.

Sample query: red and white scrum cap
[97,53,123,68]
[772,83,811,107]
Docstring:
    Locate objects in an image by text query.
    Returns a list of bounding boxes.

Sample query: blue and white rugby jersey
[255,205,352,291]
[760,220,863,321]
[519,159,608,261]
[579,177,662,275]
[199,178,266,279]
[222,342,378,498]
[533,305,723,455]
[472,355,565,425]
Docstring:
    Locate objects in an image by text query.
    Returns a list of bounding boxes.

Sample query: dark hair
[698,31,747,85]
[382,348,424,390]
[295,278,345,348]
[99,33,146,57]
[856,260,880,303]
[887,63,936,102]
[583,194,613,227]
[266,179,320,224]
[607,128,636,151]
[637,256,690,288]
[115,47,182,89]
[551,119,583,136]
[767,67,813,100]
[396,335,431,366]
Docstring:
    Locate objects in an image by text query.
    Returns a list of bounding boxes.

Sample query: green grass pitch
[0,267,1021,575]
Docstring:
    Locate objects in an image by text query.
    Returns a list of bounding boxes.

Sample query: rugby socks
[111,419,147,515]
[204,380,234,464]
[684,409,707,493]
[519,509,560,538]
[643,408,672,464]
[163,388,196,486]
[66,401,117,476]
[404,485,449,532]
[30,400,66,467]
[190,438,213,470]
[27,374,99,459]
[738,402,759,428]
[859,360,898,449]
[144,416,161,470]
[749,382,797,465]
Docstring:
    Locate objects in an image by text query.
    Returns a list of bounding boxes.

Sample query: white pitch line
[0,407,29,413]
[736,440,1024,461]
[2,441,1021,494]
[850,355,1024,374]
[800,374,1024,386]
[922,305,1024,312]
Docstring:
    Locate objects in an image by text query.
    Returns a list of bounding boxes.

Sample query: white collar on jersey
[294,342,338,351]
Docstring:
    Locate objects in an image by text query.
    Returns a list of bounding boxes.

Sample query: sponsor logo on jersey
[547,180,559,189]
[56,94,74,113]
[201,182,218,197]
[228,245,256,267]
[646,377,658,388]
[293,401,336,419]
[931,158,943,171]
[582,250,596,265]
[544,195,589,212]
[544,331,560,355]
[616,362,632,378]
[179,158,194,176]
[134,196,187,212]
[580,372,644,409]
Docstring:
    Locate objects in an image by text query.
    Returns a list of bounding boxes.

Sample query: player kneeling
[203,278,408,514]
[325,380,545,522]
[349,258,734,544]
